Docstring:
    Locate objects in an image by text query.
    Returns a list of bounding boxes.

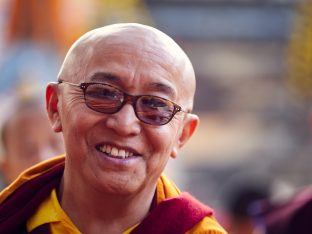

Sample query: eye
[140,96,169,109]
[100,88,119,99]
[86,84,122,101]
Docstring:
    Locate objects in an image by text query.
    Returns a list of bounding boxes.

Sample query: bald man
[0,23,226,234]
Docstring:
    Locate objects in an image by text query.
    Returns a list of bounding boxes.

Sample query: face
[47,25,198,196]
[1,108,64,183]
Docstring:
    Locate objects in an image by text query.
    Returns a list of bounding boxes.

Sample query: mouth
[96,144,138,159]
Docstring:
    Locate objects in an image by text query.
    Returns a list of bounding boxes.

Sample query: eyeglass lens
[83,83,177,125]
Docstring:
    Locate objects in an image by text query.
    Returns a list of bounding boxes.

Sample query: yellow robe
[0,155,227,234]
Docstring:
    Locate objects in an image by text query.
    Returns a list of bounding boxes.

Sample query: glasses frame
[57,80,188,125]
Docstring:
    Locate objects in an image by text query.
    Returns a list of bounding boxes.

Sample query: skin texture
[46,23,199,234]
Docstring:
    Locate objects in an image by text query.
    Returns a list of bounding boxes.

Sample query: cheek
[60,101,94,156]
[145,124,180,168]
[155,122,181,150]
[151,130,176,153]
[64,115,90,148]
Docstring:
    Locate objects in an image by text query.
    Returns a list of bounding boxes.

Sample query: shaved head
[58,23,196,110]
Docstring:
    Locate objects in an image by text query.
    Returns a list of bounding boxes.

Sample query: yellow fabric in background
[95,0,153,26]
[288,2,312,99]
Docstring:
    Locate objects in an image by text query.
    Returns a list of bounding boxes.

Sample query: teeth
[119,150,126,158]
[111,147,118,156]
[99,145,134,159]
[107,145,111,153]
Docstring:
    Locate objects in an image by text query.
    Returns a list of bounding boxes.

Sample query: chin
[95,176,145,196]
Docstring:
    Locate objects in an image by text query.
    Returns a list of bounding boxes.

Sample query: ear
[46,83,62,132]
[170,114,199,158]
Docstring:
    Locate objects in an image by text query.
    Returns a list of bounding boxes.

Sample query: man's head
[1,99,64,183]
[46,23,198,195]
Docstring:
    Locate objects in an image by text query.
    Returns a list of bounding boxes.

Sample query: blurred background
[0,0,311,232]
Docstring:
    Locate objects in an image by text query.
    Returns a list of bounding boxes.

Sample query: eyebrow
[148,82,176,99]
[89,72,120,83]
[88,72,176,99]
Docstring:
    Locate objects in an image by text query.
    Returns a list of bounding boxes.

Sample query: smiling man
[0,23,226,234]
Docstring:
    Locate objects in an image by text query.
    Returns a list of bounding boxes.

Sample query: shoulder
[186,216,228,234]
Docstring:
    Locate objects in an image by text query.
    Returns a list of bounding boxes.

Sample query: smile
[97,144,135,159]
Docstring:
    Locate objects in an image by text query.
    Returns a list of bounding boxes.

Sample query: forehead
[89,38,179,77]
[71,27,188,97]
[88,72,177,99]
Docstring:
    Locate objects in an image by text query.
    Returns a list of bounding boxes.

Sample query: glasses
[58,81,188,126]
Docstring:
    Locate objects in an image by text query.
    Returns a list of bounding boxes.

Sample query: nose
[105,103,141,136]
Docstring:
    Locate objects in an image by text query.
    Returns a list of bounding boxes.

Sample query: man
[0,23,226,234]
[0,99,64,185]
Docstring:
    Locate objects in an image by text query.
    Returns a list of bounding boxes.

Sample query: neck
[58,173,156,234]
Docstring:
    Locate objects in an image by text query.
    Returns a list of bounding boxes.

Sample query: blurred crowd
[0,0,94,187]
[0,0,151,187]
[0,0,312,233]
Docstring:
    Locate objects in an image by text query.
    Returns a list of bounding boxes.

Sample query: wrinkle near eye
[68,95,85,105]
[63,89,85,108]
